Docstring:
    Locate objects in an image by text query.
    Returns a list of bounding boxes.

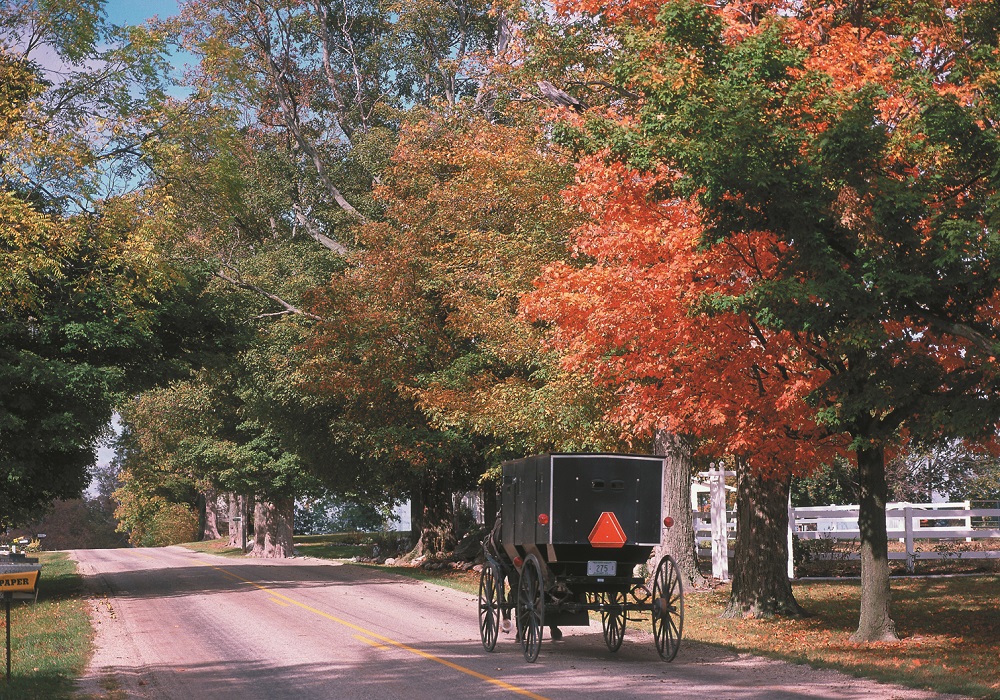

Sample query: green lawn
[181,533,386,560]
[0,552,92,700]
[293,534,372,560]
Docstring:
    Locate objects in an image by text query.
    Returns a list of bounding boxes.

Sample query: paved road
[70,547,965,700]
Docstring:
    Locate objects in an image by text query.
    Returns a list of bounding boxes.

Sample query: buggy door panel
[502,454,552,550]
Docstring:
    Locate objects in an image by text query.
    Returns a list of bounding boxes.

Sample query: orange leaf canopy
[524,157,843,477]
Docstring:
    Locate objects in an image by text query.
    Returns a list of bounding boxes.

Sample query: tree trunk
[850,444,899,642]
[227,493,247,551]
[410,472,456,558]
[723,466,803,618]
[247,497,295,558]
[200,489,222,541]
[650,430,707,590]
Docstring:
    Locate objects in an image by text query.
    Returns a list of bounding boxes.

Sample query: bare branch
[537,81,586,112]
[214,267,325,322]
[247,1,367,223]
[922,313,997,357]
[292,202,349,255]
[568,80,641,101]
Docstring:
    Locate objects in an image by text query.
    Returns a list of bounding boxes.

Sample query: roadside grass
[178,538,246,558]
[294,534,369,560]
[682,576,1000,699]
[0,552,92,700]
[179,533,387,560]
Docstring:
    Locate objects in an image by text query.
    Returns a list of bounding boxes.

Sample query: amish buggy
[479,453,684,663]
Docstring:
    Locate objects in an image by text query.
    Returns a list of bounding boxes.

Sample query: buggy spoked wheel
[598,590,627,652]
[652,555,683,661]
[478,562,501,651]
[517,554,545,662]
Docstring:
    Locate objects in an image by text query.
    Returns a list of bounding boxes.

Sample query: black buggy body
[478,453,684,662]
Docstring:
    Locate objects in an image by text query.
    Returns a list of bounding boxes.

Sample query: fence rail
[690,483,1000,578]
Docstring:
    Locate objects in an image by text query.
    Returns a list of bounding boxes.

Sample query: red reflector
[513,556,523,568]
[538,513,549,526]
[588,511,628,548]
[663,517,674,528]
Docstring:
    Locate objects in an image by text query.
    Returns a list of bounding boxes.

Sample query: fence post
[965,500,972,542]
[904,506,915,574]
[709,464,729,582]
[787,493,796,579]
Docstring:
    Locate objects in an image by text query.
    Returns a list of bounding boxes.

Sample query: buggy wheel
[599,590,627,652]
[478,562,501,651]
[516,554,544,663]
[652,555,683,661]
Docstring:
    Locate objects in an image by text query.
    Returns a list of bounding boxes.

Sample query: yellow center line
[354,634,389,650]
[269,597,290,607]
[192,559,549,700]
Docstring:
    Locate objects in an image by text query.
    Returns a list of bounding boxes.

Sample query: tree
[533,0,1000,640]
[522,156,841,609]
[887,440,1000,504]
[650,431,706,591]
[1,1,172,207]
[12,498,130,550]
[792,457,857,507]
[293,108,631,553]
[170,0,508,239]
[388,110,622,458]
[0,4,230,529]
[140,0,516,557]
[115,368,325,557]
[0,176,224,528]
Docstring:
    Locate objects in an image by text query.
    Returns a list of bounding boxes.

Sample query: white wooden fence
[692,469,1000,579]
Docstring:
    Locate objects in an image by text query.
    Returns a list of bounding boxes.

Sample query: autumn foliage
[300,110,619,468]
[524,158,844,477]
[525,0,1000,638]
[526,0,1000,467]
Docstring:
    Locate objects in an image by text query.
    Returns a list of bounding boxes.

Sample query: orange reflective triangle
[588,511,627,548]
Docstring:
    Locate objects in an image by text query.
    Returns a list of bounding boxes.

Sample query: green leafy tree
[0,4,229,529]
[792,459,857,508]
[115,367,325,556]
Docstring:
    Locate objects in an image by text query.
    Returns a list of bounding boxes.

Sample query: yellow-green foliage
[116,491,198,547]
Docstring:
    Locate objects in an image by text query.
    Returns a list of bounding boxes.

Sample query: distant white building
[388,501,411,531]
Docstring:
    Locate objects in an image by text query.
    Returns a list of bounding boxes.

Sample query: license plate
[587,560,617,576]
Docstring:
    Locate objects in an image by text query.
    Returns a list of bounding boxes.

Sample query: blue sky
[104,1,181,26]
